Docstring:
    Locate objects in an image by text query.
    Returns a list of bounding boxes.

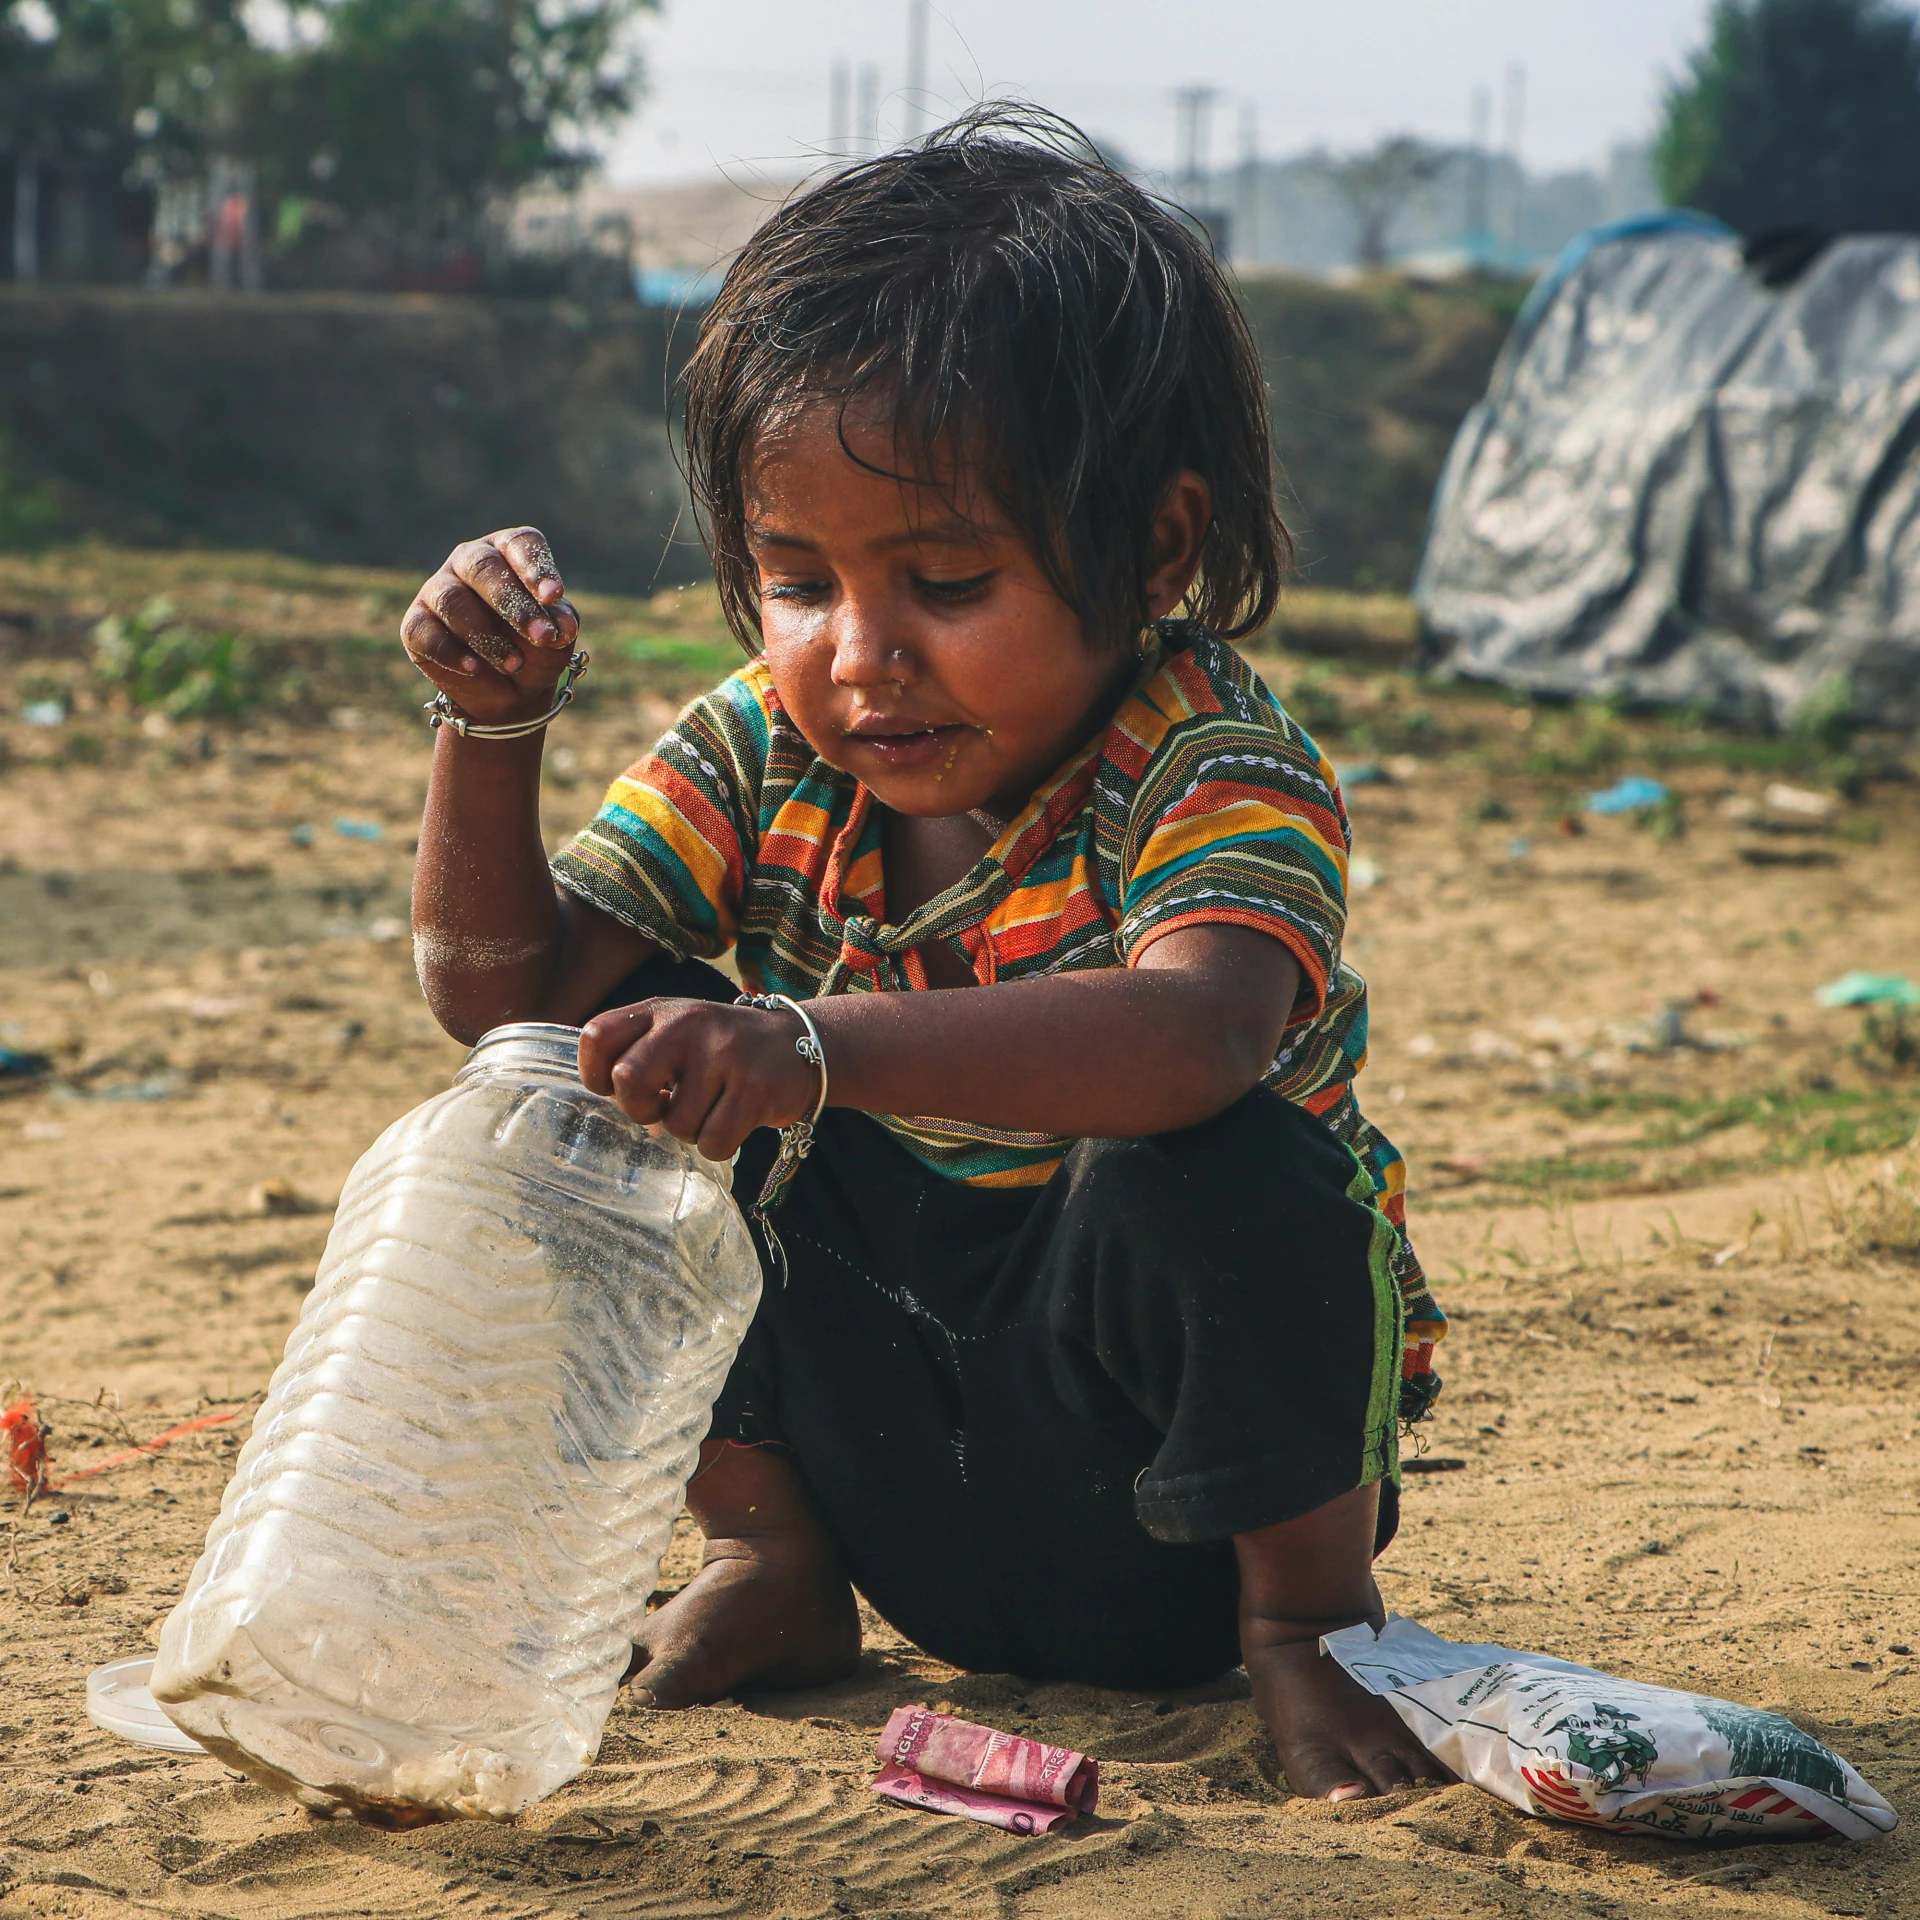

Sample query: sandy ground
[3,616,1920,1919]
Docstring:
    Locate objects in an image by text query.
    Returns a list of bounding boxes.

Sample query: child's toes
[1277,1738,1376,1800]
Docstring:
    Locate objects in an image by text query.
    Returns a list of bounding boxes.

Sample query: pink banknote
[871,1705,1098,1835]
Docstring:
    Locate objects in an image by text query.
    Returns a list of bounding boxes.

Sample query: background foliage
[1656,0,1920,236]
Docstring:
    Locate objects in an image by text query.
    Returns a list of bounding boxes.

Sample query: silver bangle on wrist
[735,991,829,1132]
[734,991,829,1222]
[425,649,590,739]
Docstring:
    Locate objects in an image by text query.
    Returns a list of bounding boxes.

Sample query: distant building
[1182,143,1663,279]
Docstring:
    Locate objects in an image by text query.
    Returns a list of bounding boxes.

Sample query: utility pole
[905,0,930,140]
[1466,83,1490,262]
[1235,99,1259,267]
[1502,62,1526,253]
[857,63,880,156]
[1173,85,1218,202]
[830,60,851,159]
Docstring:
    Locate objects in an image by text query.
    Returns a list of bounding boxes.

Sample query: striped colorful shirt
[554,622,1445,1394]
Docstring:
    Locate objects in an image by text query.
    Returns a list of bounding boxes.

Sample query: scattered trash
[1817,973,1920,1011]
[54,1075,179,1103]
[248,1178,323,1218]
[289,824,316,849]
[1648,1001,1691,1051]
[1586,776,1670,816]
[332,817,384,842]
[1336,761,1388,787]
[22,1119,64,1141]
[1471,795,1514,822]
[21,701,66,727]
[140,711,172,740]
[1556,813,1585,837]
[0,1042,52,1087]
[365,916,407,943]
[1467,1029,1523,1062]
[1765,782,1836,819]
[152,989,255,1024]
[1506,836,1534,859]
[3,1398,47,1497]
[1323,1617,1897,1842]
[1739,846,1838,868]
[871,1705,1098,1834]
[1349,856,1383,891]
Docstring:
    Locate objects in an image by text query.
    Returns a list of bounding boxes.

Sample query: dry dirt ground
[3,552,1919,1919]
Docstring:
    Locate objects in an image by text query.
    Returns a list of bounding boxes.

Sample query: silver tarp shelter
[1415,215,1920,727]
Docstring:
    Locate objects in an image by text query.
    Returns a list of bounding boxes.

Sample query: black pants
[598,958,1405,1691]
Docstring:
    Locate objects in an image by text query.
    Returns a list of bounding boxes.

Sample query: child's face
[744,399,1131,821]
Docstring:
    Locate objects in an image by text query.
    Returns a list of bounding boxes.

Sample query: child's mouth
[845,722,970,772]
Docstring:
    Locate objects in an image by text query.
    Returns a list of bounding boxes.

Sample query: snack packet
[1322,1618,1896,1842]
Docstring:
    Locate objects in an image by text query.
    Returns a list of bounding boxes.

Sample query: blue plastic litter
[1815,972,1920,1011]
[332,817,384,842]
[1336,761,1388,787]
[1506,837,1534,859]
[290,824,316,848]
[0,1042,51,1081]
[1586,776,1670,816]
[21,701,66,727]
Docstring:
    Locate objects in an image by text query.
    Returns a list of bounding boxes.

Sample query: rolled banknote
[871,1705,1098,1835]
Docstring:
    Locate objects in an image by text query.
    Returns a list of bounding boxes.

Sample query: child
[402,109,1448,1801]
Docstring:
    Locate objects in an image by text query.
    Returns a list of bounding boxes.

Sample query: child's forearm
[411,727,569,1041]
[811,926,1299,1138]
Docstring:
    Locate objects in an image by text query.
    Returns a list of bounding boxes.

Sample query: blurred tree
[259,1,652,281]
[2,2,257,279]
[1313,137,1448,269]
[1657,0,1920,235]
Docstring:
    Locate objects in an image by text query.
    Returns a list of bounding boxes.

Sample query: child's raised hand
[401,526,581,725]
[579,999,825,1162]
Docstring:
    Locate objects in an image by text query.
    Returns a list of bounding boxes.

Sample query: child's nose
[828,603,915,690]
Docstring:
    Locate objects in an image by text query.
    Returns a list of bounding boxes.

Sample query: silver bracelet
[735,991,829,1128]
[425,649,590,739]
[734,992,829,1220]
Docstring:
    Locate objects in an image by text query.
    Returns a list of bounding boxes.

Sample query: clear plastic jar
[152,1023,762,1824]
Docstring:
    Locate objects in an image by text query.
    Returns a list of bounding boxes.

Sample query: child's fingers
[400,602,485,678]
[693,1089,755,1164]
[488,525,571,617]
[448,538,561,650]
[580,1002,659,1098]
[422,568,526,672]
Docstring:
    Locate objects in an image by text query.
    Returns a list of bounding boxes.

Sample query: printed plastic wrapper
[871,1706,1098,1834]
[1323,1618,1897,1842]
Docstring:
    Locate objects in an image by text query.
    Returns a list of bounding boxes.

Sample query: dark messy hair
[681,103,1290,652]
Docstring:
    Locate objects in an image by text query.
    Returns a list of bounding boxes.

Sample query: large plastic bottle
[151,1023,762,1825]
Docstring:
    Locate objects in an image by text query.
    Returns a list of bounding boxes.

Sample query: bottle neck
[453,1023,584,1088]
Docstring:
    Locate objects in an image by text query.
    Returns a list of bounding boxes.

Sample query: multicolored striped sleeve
[549,665,773,960]
[1117,711,1351,1024]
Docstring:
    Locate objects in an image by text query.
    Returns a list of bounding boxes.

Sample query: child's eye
[762,579,830,603]
[916,571,995,604]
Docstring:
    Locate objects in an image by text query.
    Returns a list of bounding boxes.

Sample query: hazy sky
[601,0,1721,187]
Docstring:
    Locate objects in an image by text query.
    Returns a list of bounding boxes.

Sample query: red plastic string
[47,1410,239,1489]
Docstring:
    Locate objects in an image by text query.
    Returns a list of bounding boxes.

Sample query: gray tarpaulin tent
[1415,214,1920,728]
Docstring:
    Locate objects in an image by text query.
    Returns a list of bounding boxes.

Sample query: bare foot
[1246,1636,1448,1800]
[1234,1484,1450,1800]
[625,1441,862,1708]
